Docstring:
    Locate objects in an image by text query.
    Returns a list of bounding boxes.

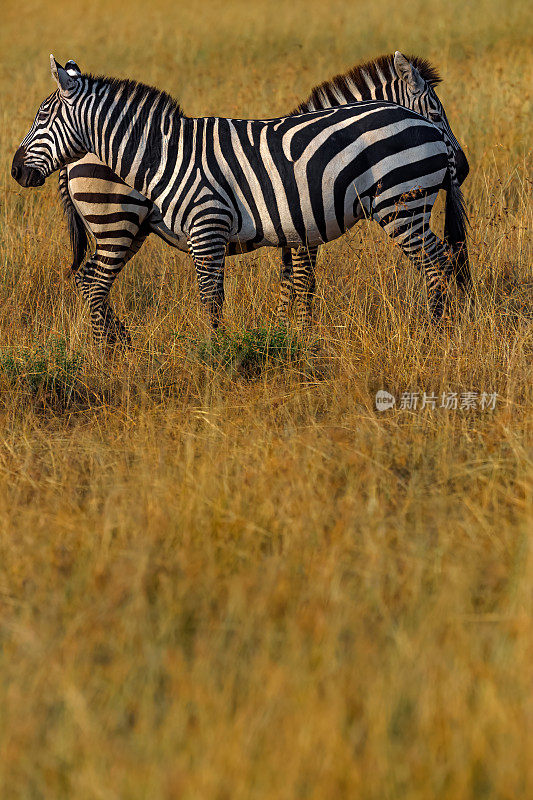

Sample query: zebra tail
[58,167,88,272]
[443,171,472,290]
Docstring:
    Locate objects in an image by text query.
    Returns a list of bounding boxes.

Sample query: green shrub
[179,327,302,377]
[0,336,84,406]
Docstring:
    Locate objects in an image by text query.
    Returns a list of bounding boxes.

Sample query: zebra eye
[37,111,48,122]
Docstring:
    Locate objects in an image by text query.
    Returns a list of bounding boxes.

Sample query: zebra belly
[247,203,366,248]
[224,176,366,248]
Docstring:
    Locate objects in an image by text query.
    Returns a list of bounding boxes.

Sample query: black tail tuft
[58,167,88,272]
[443,171,472,290]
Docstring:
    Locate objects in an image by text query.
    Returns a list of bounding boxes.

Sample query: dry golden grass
[0,0,532,797]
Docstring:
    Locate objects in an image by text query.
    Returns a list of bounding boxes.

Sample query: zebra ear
[65,60,82,78]
[50,54,76,94]
[394,51,425,94]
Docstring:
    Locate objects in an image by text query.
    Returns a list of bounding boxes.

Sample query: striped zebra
[12,55,469,339]
[282,52,470,317]
[56,53,470,342]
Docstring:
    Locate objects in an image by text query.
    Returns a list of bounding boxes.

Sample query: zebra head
[12,56,87,188]
[394,52,469,184]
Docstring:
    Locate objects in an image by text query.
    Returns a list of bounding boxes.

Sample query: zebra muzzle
[11,148,46,188]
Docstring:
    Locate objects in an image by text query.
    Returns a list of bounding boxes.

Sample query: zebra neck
[86,78,187,200]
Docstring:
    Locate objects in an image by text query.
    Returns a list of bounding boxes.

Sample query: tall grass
[0,0,531,797]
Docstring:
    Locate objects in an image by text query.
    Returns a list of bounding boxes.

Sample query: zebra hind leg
[73,222,152,346]
[399,228,453,321]
[96,303,132,346]
[75,257,131,346]
[378,202,453,322]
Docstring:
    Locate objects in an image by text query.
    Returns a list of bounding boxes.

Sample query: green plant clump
[184,327,302,377]
[0,336,84,400]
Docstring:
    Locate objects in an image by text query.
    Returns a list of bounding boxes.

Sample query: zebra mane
[291,53,442,115]
[86,73,183,116]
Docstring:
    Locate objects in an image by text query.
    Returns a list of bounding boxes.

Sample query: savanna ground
[0,0,532,797]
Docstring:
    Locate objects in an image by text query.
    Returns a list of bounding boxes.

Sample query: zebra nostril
[11,165,21,180]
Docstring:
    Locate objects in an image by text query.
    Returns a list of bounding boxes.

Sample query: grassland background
[0,0,532,798]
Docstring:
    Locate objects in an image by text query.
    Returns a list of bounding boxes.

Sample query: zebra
[281,51,470,317]
[12,55,469,338]
[56,52,470,342]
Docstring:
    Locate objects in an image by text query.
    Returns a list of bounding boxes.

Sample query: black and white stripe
[58,154,182,342]
[281,51,470,315]
[12,54,469,339]
[57,53,469,340]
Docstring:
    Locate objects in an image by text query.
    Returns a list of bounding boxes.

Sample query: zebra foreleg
[291,245,318,327]
[188,229,229,330]
[277,247,296,323]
